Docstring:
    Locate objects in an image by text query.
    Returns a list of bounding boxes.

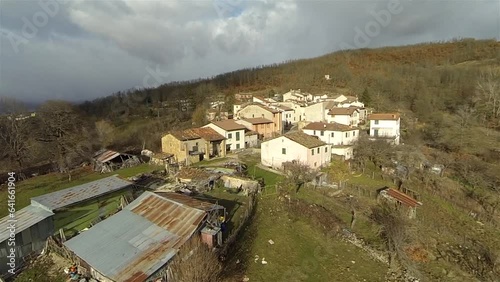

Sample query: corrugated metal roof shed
[0,205,54,242]
[154,192,224,212]
[31,175,133,211]
[386,188,421,208]
[64,191,206,282]
[95,150,121,163]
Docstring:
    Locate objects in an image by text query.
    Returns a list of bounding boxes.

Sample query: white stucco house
[203,120,246,151]
[302,122,359,160]
[368,113,401,145]
[326,107,360,126]
[261,131,331,170]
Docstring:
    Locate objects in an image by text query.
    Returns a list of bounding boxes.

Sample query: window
[375,120,379,125]
[353,131,356,137]
[317,148,320,153]
[236,144,240,149]
[325,147,328,152]
[345,132,348,138]
[313,130,316,135]
[282,148,286,154]
[331,132,334,137]
[314,162,317,167]
[311,149,314,155]
[228,133,232,139]
[252,114,255,118]
[236,132,240,141]
[321,131,324,136]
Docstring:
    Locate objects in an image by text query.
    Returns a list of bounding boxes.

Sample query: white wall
[303,128,359,146]
[369,119,400,145]
[204,124,245,151]
[331,146,354,160]
[261,136,331,169]
[326,111,360,126]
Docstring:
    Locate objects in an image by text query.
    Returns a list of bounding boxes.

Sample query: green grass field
[0,164,163,218]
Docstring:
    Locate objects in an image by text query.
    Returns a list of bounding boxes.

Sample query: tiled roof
[170,127,225,141]
[386,188,421,208]
[209,120,246,131]
[243,103,280,114]
[303,122,356,132]
[240,117,273,124]
[328,107,359,116]
[283,131,326,149]
[368,113,400,120]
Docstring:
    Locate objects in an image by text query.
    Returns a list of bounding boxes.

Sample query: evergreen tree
[361,88,372,106]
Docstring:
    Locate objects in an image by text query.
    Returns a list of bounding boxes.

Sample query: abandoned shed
[93,149,141,173]
[63,191,225,282]
[0,205,54,278]
[31,175,136,238]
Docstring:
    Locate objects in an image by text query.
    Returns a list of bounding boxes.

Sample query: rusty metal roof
[31,175,133,211]
[64,191,206,282]
[94,149,121,163]
[154,192,224,211]
[0,205,54,242]
[386,188,421,208]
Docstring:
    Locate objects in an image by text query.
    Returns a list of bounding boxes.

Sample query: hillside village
[1,40,500,282]
[0,89,421,282]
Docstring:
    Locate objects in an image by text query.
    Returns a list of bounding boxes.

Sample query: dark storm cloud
[0,0,498,103]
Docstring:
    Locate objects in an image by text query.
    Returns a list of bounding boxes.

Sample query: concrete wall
[220,175,259,195]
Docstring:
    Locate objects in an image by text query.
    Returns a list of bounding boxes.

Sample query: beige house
[203,120,246,152]
[236,118,275,140]
[261,131,331,170]
[236,103,283,135]
[161,127,226,165]
[326,107,360,126]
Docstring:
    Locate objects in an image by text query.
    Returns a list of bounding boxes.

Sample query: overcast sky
[0,0,498,103]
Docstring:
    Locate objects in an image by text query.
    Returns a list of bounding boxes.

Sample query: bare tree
[325,159,350,188]
[475,68,500,120]
[0,98,33,168]
[168,237,222,282]
[36,101,96,180]
[281,161,316,194]
[371,202,418,277]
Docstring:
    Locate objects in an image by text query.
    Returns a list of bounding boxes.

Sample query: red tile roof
[368,113,400,120]
[170,127,225,141]
[328,107,359,116]
[303,122,356,132]
[240,117,273,125]
[387,188,421,208]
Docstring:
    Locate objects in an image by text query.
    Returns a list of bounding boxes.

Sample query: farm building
[31,175,136,238]
[93,149,141,173]
[378,188,422,219]
[63,191,225,282]
[0,205,54,278]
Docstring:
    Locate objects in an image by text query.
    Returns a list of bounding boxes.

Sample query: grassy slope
[0,164,163,218]
[226,154,387,281]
